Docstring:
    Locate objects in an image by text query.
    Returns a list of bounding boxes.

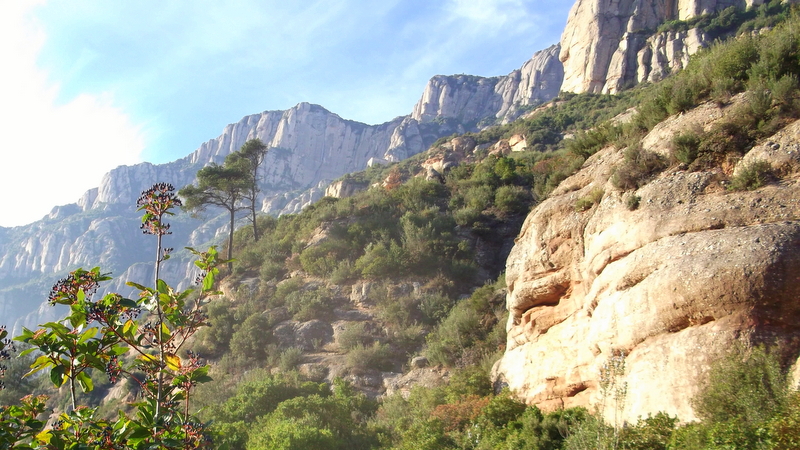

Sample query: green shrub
[693,344,789,426]
[463,185,494,211]
[229,313,273,361]
[574,188,604,212]
[452,207,482,227]
[355,241,406,280]
[728,160,774,191]
[494,185,532,215]
[345,342,394,372]
[418,292,456,325]
[337,322,373,351]
[284,287,335,322]
[625,194,641,211]
[278,347,303,372]
[770,391,800,450]
[671,131,701,164]
[425,303,483,366]
[612,147,667,190]
[620,412,677,450]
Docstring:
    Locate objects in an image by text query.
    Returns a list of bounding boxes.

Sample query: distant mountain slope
[0,48,564,333]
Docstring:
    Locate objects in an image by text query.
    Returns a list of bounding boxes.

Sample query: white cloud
[0,2,145,227]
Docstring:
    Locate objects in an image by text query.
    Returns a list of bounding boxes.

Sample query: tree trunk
[251,202,259,241]
[227,208,235,271]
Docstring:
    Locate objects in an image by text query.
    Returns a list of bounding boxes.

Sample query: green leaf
[19,347,37,357]
[160,322,172,341]
[78,327,98,344]
[42,322,70,335]
[76,371,94,393]
[49,365,65,387]
[118,297,138,308]
[123,319,136,338]
[202,272,214,292]
[110,345,130,356]
[157,279,169,295]
[126,281,149,291]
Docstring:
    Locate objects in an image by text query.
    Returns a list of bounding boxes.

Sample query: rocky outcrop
[412,45,564,126]
[325,178,369,199]
[636,28,708,84]
[493,99,800,422]
[559,0,770,94]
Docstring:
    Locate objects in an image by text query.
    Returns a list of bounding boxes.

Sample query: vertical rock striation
[493,98,800,422]
[559,0,772,94]
[412,45,564,126]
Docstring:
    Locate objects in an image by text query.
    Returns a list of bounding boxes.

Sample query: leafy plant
[575,188,604,212]
[3,183,224,449]
[728,160,774,190]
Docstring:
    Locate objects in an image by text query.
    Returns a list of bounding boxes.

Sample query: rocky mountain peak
[412,45,563,126]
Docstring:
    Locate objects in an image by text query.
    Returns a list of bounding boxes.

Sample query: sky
[0,0,572,227]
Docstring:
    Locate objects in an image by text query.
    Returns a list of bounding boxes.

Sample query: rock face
[493,99,800,422]
[412,45,564,126]
[559,0,770,94]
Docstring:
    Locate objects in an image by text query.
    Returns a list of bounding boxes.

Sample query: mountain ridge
[0,43,565,333]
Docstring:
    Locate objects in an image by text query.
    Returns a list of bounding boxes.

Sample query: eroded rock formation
[493,98,800,422]
[412,45,564,125]
[559,0,772,94]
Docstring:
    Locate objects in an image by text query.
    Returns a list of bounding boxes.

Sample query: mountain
[0,49,564,334]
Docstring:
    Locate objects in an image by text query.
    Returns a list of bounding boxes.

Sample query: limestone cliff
[493,97,800,422]
[559,0,773,94]
[412,45,563,126]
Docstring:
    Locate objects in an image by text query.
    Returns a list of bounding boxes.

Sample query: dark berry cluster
[92,426,122,450]
[105,355,121,383]
[86,295,140,324]
[48,270,103,305]
[193,271,207,286]
[137,183,182,236]
[182,421,212,448]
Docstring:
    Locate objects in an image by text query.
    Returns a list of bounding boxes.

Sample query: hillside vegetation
[5,4,800,450]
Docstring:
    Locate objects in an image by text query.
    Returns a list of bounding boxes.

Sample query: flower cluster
[48,269,105,305]
[137,183,182,236]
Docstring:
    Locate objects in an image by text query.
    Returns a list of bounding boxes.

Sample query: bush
[279,347,304,372]
[494,185,533,215]
[229,312,273,361]
[337,322,373,351]
[574,188,604,212]
[612,147,667,190]
[566,123,623,158]
[418,292,456,325]
[671,131,701,165]
[693,344,789,426]
[625,194,641,211]
[425,303,483,366]
[620,412,677,450]
[728,160,774,191]
[284,286,335,322]
[345,342,394,372]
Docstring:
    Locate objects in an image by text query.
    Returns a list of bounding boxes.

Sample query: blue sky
[0,0,572,227]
